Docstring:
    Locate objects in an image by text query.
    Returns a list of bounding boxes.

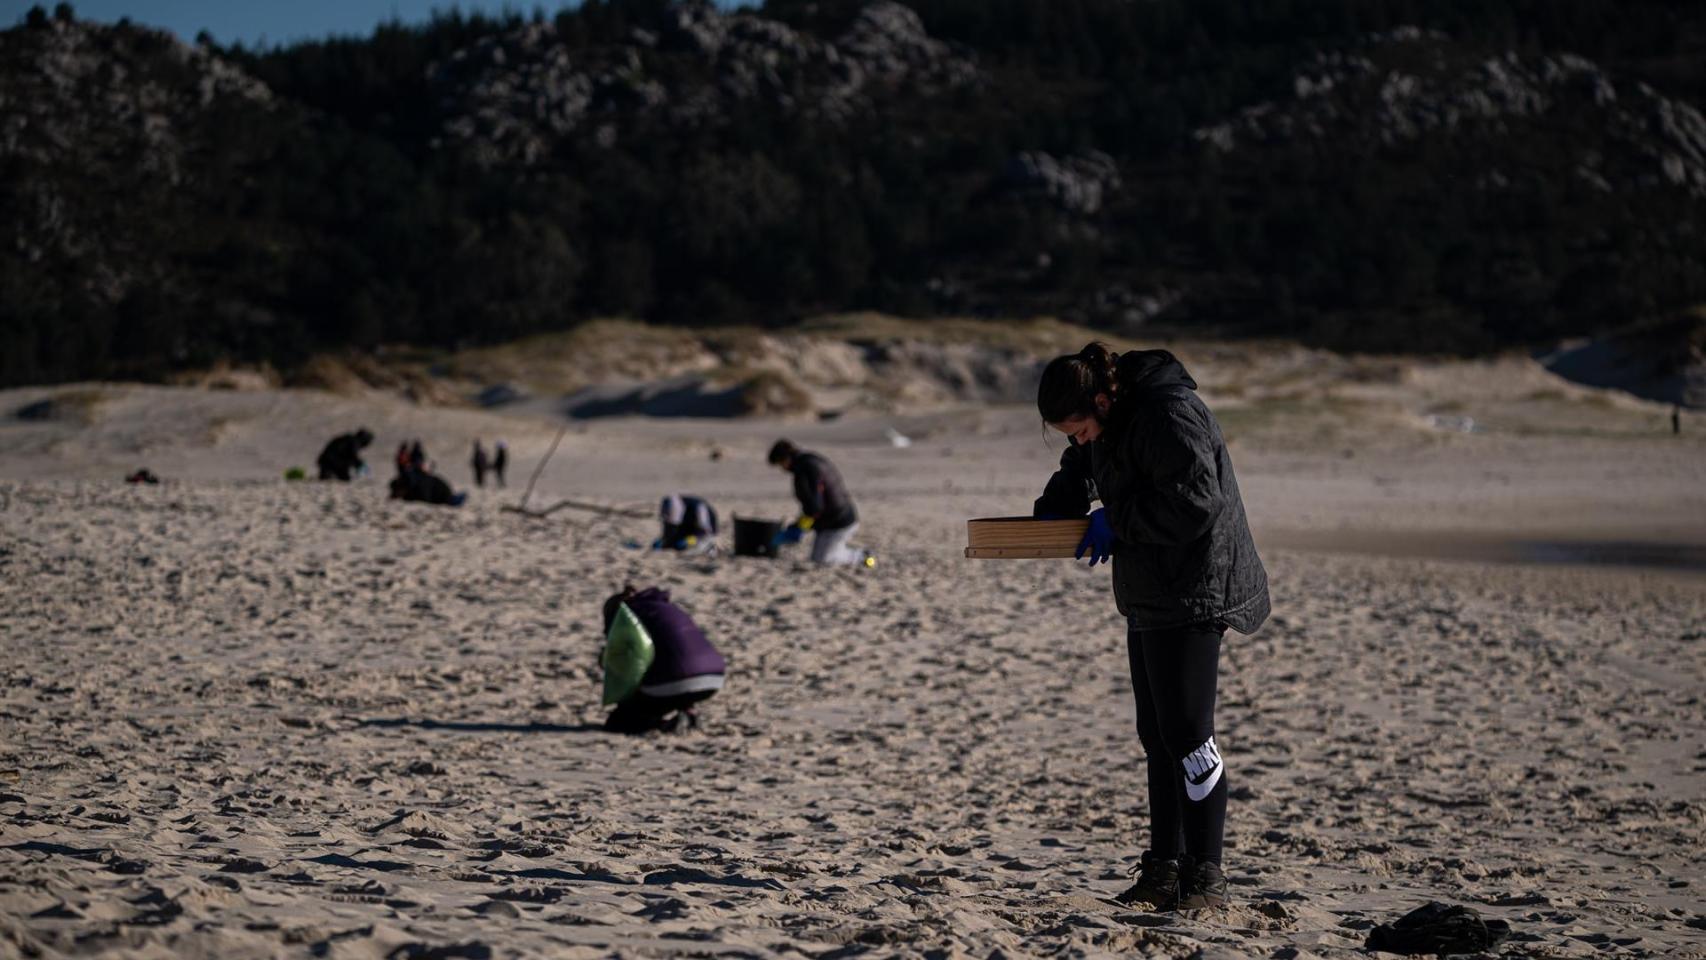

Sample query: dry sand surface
[1,349,1704,959]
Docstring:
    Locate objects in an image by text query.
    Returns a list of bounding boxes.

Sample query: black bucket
[732,516,784,557]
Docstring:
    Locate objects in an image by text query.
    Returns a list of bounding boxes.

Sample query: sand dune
[2,365,1703,958]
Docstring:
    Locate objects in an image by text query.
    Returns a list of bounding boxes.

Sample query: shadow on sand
[358,718,606,734]
[1262,530,1706,575]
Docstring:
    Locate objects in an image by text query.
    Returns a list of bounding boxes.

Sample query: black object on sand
[732,517,783,557]
[1366,901,1511,956]
[389,469,464,507]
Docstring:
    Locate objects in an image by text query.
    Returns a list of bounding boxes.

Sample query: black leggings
[1126,620,1226,863]
[604,688,715,734]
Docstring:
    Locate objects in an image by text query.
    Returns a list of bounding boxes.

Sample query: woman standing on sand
[1033,343,1269,910]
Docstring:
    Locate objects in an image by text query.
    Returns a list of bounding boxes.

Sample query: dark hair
[767,439,797,465]
[1037,342,1119,424]
[601,583,638,635]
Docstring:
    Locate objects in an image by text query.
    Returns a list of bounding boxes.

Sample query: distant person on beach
[767,439,873,567]
[600,585,726,733]
[472,440,489,488]
[389,439,465,507]
[317,428,374,481]
[1674,406,1682,435]
[493,440,508,487]
[655,493,718,553]
[388,466,466,507]
[1033,342,1269,911]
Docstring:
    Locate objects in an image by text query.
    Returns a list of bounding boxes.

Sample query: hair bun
[1037,341,1121,423]
[1077,342,1118,394]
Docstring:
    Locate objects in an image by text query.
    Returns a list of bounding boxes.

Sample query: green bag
[601,602,655,705]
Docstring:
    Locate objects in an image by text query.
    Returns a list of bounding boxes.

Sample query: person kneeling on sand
[600,585,726,734]
[766,439,873,567]
[1034,342,1269,911]
[655,493,718,553]
[317,428,374,481]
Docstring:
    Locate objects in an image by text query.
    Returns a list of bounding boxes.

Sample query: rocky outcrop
[430,23,602,168]
[836,2,978,94]
[0,14,273,302]
[1196,30,1706,198]
[429,0,979,167]
[1001,150,1121,215]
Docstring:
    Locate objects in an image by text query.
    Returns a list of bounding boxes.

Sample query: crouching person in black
[317,428,374,481]
[601,586,726,734]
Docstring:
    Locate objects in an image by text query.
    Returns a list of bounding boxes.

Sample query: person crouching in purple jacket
[600,585,727,734]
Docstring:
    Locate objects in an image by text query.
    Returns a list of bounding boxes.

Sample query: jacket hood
[1117,349,1198,396]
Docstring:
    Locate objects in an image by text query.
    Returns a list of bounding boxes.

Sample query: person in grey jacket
[1034,342,1269,912]
[767,440,873,567]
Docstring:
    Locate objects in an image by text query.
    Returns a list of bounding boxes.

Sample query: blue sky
[1,1,748,48]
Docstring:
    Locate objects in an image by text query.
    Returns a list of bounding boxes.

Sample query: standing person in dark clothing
[492,441,509,487]
[1033,343,1269,912]
[472,440,489,488]
[316,428,374,481]
[767,439,873,567]
[600,585,727,734]
[1674,406,1683,435]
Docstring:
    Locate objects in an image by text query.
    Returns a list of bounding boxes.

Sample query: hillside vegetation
[3,0,1705,386]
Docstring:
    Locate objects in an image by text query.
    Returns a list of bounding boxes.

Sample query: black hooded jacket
[317,429,372,481]
[1034,350,1270,633]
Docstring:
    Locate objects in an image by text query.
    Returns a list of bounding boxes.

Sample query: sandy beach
[2,349,1704,958]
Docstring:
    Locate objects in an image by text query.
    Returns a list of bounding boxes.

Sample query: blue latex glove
[771,524,805,548]
[1075,508,1115,566]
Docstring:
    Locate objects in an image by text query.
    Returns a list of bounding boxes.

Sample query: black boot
[1177,857,1228,909]
[1113,851,1181,909]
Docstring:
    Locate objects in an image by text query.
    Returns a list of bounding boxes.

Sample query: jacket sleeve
[792,462,825,520]
[1103,402,1224,546]
[1033,442,1093,518]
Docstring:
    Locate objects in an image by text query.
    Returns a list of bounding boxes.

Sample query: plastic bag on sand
[1365,901,1511,955]
[601,603,655,706]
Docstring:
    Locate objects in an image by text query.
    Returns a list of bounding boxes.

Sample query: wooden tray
[965,516,1089,559]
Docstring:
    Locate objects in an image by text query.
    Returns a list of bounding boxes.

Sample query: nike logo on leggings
[1182,737,1223,802]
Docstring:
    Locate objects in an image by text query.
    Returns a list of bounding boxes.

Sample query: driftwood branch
[517,423,569,510]
[503,427,651,520]
[501,498,651,520]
